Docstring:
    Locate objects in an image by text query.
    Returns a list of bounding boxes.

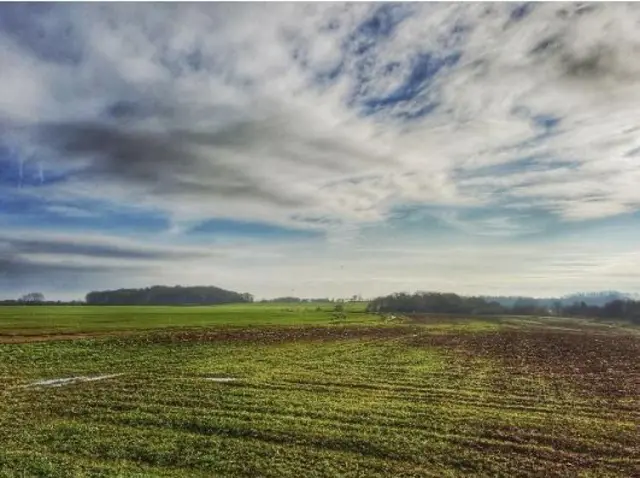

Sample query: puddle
[28,374,123,388]
[203,377,238,383]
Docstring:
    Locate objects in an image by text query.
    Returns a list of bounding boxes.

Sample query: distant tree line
[259,294,366,303]
[0,300,84,306]
[366,292,640,324]
[85,285,253,305]
[0,292,84,306]
[259,297,338,303]
[366,292,506,316]
[482,291,636,308]
[561,299,640,323]
[2,288,640,323]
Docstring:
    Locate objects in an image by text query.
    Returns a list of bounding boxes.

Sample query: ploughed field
[0,306,638,477]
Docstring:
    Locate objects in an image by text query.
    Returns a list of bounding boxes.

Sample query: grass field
[0,302,375,335]
[1,307,638,477]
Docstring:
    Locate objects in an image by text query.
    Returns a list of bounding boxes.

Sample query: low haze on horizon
[3,2,640,301]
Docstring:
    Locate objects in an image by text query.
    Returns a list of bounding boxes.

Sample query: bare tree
[19,292,45,303]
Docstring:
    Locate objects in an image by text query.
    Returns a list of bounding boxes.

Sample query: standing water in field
[27,374,123,388]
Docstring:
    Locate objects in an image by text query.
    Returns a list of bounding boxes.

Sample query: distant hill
[85,285,253,306]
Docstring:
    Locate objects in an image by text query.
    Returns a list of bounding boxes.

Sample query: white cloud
[3,3,640,296]
[2,221,640,300]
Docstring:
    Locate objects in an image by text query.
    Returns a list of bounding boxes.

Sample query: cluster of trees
[562,299,640,323]
[0,293,84,306]
[366,291,640,324]
[0,300,84,306]
[85,285,253,306]
[18,292,45,303]
[0,290,359,306]
[366,292,506,315]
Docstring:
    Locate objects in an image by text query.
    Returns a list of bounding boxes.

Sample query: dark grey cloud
[36,121,306,208]
[0,236,206,261]
[0,251,122,293]
[523,4,638,86]
[529,34,618,83]
[0,231,232,296]
[0,234,183,294]
[104,100,179,122]
[561,45,615,81]
[0,254,112,277]
[33,113,391,217]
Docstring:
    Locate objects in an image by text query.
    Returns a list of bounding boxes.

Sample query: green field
[1,306,638,477]
[0,302,375,335]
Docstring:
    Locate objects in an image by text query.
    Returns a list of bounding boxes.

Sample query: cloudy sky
[3,2,640,300]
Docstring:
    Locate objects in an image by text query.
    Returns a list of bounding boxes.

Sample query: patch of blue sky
[360,52,460,119]
[160,45,215,78]
[455,155,576,182]
[500,135,556,155]
[313,62,345,89]
[348,3,414,56]
[341,4,417,108]
[0,151,80,189]
[532,114,561,132]
[351,18,468,120]
[0,3,84,65]
[509,3,535,22]
[382,205,475,241]
[438,22,471,50]
[384,203,557,240]
[386,204,453,229]
[0,193,169,235]
[0,152,21,187]
[512,106,562,133]
[395,103,439,121]
[187,218,324,242]
[492,112,564,156]
[349,205,456,247]
[508,208,640,246]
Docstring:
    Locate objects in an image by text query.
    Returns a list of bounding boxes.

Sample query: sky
[3,2,640,300]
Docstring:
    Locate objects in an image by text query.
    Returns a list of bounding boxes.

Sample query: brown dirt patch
[406,314,499,324]
[136,325,418,345]
[0,325,419,345]
[0,331,136,344]
[409,328,640,400]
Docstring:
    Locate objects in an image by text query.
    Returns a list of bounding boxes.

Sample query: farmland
[0,306,638,477]
[0,302,375,336]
